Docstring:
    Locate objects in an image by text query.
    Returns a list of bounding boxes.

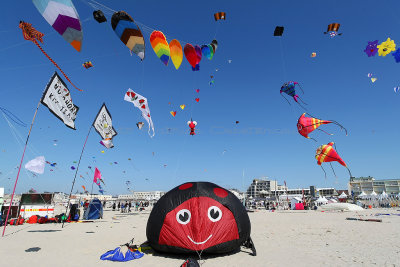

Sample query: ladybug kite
[146,182,256,255]
[187,119,197,135]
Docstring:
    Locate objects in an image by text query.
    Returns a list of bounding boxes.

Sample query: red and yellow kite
[297,113,347,140]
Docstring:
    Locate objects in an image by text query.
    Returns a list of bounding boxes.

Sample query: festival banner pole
[2,100,41,237]
[62,126,92,228]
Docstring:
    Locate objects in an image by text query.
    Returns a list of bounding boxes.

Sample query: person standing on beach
[128,202,131,213]
[112,202,116,211]
[118,202,120,211]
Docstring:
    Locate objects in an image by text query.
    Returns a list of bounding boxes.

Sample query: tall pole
[2,100,41,237]
[62,126,92,228]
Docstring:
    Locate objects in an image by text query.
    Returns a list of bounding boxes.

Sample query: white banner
[93,103,117,140]
[41,72,79,129]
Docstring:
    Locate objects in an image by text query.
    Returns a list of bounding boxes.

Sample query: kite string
[0,107,27,127]
[2,100,41,237]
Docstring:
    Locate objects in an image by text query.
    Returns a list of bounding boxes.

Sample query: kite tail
[316,128,334,135]
[296,83,305,94]
[294,96,307,111]
[330,120,348,136]
[321,165,327,179]
[308,136,318,142]
[280,93,292,106]
[329,162,337,177]
[33,40,82,92]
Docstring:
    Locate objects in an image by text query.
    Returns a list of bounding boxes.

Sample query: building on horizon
[246,178,279,198]
[118,191,165,201]
[349,176,400,196]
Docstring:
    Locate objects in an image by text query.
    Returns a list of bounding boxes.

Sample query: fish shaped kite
[111,11,145,60]
[19,21,81,91]
[297,113,347,141]
[124,89,155,137]
[280,81,307,110]
[150,31,170,66]
[32,0,83,52]
[315,142,352,177]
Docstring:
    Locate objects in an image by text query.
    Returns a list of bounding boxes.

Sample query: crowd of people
[111,201,149,212]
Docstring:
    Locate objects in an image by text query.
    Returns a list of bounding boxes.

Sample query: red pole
[2,101,41,237]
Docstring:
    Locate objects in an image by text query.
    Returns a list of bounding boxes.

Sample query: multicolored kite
[280,81,307,110]
[111,11,145,60]
[297,113,347,141]
[315,142,352,177]
[214,12,226,21]
[324,23,342,37]
[150,31,170,66]
[83,61,93,69]
[33,0,83,52]
[169,39,183,69]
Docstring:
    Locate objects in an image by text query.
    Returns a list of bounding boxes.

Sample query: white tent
[358,191,367,199]
[371,191,377,196]
[315,196,328,205]
[338,192,347,199]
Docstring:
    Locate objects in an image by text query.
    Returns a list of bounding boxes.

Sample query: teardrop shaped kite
[297,113,347,141]
[150,31,170,66]
[33,0,83,52]
[169,39,183,70]
[184,44,197,68]
[192,45,202,71]
[315,142,352,177]
[111,11,145,60]
[201,45,212,60]
[210,40,218,54]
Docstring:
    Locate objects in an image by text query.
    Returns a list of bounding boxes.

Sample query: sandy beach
[1,207,399,267]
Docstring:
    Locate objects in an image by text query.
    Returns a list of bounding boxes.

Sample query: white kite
[25,156,46,174]
[93,103,117,148]
[124,89,155,137]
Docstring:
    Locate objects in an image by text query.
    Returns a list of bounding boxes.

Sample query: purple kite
[364,40,378,57]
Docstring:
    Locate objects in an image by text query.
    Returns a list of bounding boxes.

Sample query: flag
[41,72,79,129]
[93,103,117,147]
[94,167,101,186]
[124,89,155,137]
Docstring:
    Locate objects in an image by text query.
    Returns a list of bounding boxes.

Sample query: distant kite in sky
[136,122,144,130]
[311,52,316,57]
[188,119,197,135]
[33,0,83,52]
[394,87,399,93]
[214,12,226,21]
[93,10,106,23]
[273,26,284,36]
[324,23,342,37]
[19,21,82,91]
[170,111,177,117]
[25,156,46,174]
[180,105,185,110]
[297,113,347,141]
[364,40,379,57]
[280,81,307,110]
[377,38,396,57]
[392,48,400,62]
[316,142,351,177]
[111,11,145,60]
[83,61,93,69]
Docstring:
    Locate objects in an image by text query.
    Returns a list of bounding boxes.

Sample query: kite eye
[297,123,303,131]
[176,209,191,225]
[208,206,222,222]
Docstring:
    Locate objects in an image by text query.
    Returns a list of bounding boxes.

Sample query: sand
[1,206,400,266]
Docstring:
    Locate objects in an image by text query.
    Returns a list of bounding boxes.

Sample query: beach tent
[315,196,328,206]
[358,192,367,199]
[338,192,347,199]
[83,198,103,220]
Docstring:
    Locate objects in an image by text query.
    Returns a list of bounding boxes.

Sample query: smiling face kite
[146,182,251,254]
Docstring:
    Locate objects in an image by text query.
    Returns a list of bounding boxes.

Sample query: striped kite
[297,113,347,141]
[150,31,170,66]
[111,11,145,60]
[19,21,81,91]
[32,0,83,52]
[315,142,352,177]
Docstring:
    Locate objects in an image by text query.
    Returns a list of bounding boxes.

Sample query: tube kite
[297,113,347,141]
[19,21,82,91]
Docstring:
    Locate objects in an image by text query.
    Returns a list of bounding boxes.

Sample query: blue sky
[1,0,400,195]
